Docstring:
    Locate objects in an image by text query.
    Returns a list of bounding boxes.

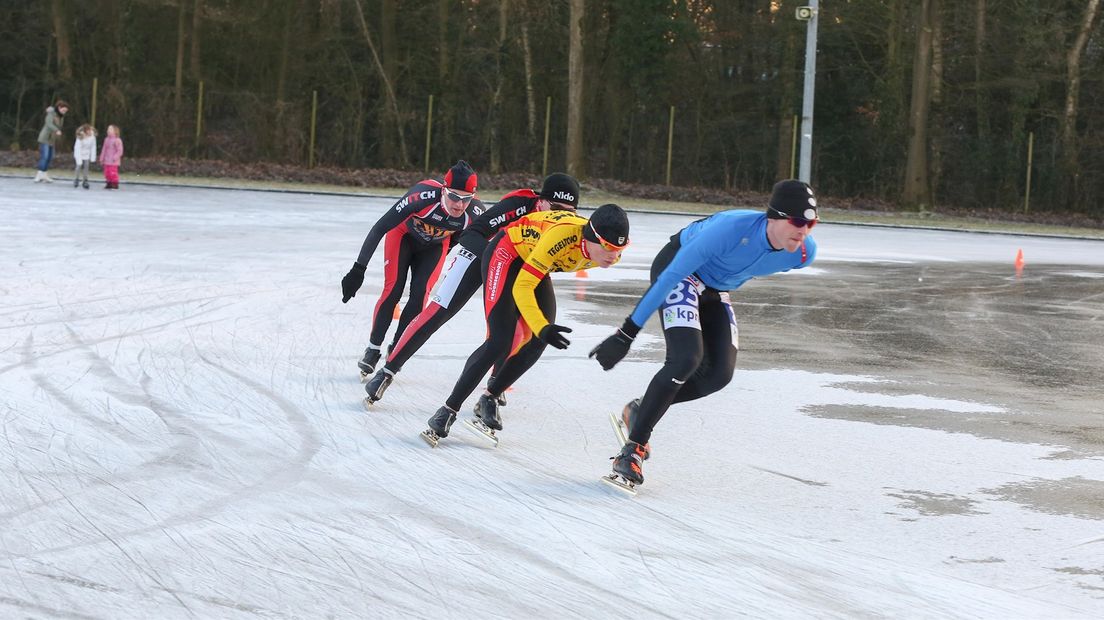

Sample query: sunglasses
[769,207,817,229]
[444,189,473,203]
[588,222,629,252]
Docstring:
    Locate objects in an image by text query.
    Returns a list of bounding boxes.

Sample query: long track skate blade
[601,474,638,496]
[420,429,441,448]
[362,397,378,411]
[360,371,370,383]
[463,418,499,446]
[608,412,628,447]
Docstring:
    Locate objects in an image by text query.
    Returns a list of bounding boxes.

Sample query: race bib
[660,275,705,331]
[429,245,477,308]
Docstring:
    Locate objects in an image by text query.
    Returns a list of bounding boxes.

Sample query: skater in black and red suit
[362,173,581,406]
[341,160,485,379]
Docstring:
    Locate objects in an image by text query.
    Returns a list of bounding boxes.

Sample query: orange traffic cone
[576,269,589,278]
[1015,249,1024,276]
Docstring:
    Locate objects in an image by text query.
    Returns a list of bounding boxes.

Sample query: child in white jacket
[73,124,97,189]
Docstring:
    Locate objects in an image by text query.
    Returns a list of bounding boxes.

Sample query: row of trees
[2,1,1101,214]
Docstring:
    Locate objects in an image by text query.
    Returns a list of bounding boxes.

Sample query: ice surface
[2,177,1102,617]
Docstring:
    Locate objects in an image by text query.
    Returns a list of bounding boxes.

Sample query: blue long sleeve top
[628,210,817,328]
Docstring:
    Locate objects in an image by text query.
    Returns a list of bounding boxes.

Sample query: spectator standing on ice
[99,125,124,189]
[34,100,68,183]
[72,124,97,189]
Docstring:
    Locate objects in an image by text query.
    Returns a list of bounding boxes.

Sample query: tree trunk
[928,0,944,202]
[437,0,450,81]
[566,0,585,178]
[776,23,798,180]
[50,0,72,81]
[1061,0,1101,195]
[490,0,510,173]
[276,1,294,106]
[352,0,408,165]
[190,0,203,80]
[380,0,398,165]
[903,0,934,208]
[974,0,987,139]
[521,23,536,144]
[173,0,186,110]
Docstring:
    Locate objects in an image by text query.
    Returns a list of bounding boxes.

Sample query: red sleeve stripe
[521,262,545,279]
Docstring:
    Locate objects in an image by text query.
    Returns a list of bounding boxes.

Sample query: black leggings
[369,233,447,351]
[384,254,483,373]
[629,237,738,445]
[444,246,554,412]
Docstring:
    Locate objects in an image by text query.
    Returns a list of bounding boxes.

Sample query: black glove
[589,317,640,370]
[341,262,367,303]
[538,324,573,350]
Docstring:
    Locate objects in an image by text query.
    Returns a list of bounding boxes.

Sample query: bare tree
[50,0,73,81]
[489,0,510,173]
[903,0,936,208]
[190,0,203,80]
[1061,0,1101,189]
[352,0,408,165]
[566,0,585,177]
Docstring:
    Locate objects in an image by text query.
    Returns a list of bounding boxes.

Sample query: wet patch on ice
[883,489,985,517]
[982,476,1104,520]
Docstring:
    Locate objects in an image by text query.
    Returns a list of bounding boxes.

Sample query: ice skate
[73,177,80,188]
[421,406,457,447]
[602,441,647,494]
[82,180,89,189]
[609,398,650,460]
[42,172,54,183]
[33,171,44,183]
[473,393,502,430]
[358,347,382,381]
[363,369,394,404]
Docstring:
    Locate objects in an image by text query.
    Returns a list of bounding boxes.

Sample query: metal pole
[309,90,318,169]
[798,0,819,183]
[542,96,552,177]
[424,94,434,174]
[90,78,98,128]
[665,105,675,185]
[194,80,204,149]
[790,114,798,178]
[1024,131,1034,213]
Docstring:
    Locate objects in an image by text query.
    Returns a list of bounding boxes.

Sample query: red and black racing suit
[353,180,484,353]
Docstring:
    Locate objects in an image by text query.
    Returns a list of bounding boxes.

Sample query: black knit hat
[767,179,818,221]
[582,203,629,249]
[538,173,580,209]
[443,160,478,193]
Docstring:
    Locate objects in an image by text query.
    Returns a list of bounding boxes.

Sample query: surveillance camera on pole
[795,6,815,21]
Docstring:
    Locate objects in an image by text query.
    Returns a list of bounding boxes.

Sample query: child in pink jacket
[99,124,124,189]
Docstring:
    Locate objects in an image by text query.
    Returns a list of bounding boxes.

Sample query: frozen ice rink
[3,177,1103,618]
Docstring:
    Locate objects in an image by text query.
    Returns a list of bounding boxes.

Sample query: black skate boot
[473,393,502,430]
[357,347,382,381]
[73,177,80,188]
[421,406,457,447]
[612,441,647,484]
[619,398,650,460]
[363,368,394,404]
[495,393,507,407]
[82,179,89,189]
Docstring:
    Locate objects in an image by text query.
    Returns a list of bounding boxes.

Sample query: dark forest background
[2,0,1102,215]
